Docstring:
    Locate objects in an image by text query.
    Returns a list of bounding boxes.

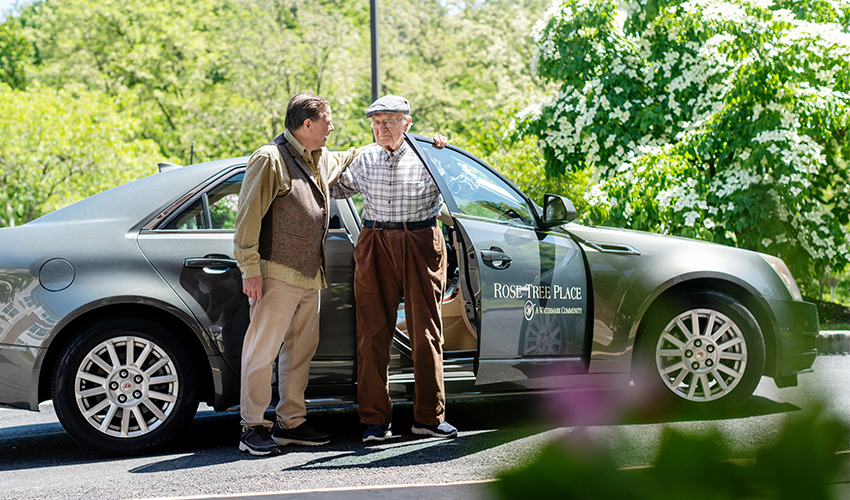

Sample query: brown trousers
[354,225,447,426]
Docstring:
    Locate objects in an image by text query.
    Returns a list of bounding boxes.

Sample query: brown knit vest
[257,138,329,280]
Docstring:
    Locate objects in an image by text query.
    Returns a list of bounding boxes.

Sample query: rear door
[408,136,590,388]
[136,167,358,391]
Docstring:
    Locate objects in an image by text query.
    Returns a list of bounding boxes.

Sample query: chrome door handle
[480,247,512,269]
[184,257,237,274]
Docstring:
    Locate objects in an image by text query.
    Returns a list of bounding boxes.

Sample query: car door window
[164,173,243,230]
[421,145,535,227]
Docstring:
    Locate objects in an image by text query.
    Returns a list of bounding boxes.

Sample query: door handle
[184,256,238,274]
[480,247,512,269]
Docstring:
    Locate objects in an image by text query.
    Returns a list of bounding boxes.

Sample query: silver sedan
[0,134,818,455]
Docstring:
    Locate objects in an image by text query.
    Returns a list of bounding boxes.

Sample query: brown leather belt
[362,219,437,230]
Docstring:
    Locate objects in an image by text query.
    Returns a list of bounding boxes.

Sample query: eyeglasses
[370,117,406,129]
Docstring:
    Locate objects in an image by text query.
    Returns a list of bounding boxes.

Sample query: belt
[362,219,437,230]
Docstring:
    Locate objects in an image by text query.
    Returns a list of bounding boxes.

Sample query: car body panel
[560,223,818,376]
[0,221,213,410]
[406,139,591,390]
[0,161,240,410]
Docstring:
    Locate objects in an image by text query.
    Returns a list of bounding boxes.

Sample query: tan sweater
[234,130,357,289]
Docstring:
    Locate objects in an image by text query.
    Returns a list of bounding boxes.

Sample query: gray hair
[284,93,330,131]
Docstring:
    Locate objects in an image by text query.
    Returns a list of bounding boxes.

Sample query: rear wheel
[52,317,199,456]
[636,291,765,408]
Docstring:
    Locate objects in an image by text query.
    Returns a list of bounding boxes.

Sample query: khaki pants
[239,278,319,429]
[354,225,447,426]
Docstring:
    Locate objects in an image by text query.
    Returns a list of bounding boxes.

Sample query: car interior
[394,216,478,352]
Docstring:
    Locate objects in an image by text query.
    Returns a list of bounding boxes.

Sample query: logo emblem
[524,301,535,321]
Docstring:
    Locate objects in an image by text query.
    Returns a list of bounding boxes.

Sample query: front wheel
[636,291,765,409]
[52,317,199,456]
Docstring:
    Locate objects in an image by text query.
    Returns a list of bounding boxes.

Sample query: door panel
[137,171,357,388]
[138,231,247,377]
[408,136,589,388]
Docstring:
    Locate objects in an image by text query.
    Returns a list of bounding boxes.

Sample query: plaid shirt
[331,142,442,222]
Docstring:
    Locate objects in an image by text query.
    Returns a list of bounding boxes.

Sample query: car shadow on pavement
[0,420,102,470]
[0,390,803,473]
[612,395,802,426]
[137,392,804,473]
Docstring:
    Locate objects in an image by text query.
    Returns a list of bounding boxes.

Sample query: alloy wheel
[654,308,748,402]
[73,335,180,438]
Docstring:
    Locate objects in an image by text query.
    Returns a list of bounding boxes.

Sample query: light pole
[370,0,381,101]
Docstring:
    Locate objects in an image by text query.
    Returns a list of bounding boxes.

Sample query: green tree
[0,84,162,226]
[453,106,592,210]
[519,0,850,296]
[3,0,555,223]
[218,0,372,151]
[0,14,30,89]
[377,0,550,137]
[18,0,376,158]
[20,0,244,160]
[377,0,570,207]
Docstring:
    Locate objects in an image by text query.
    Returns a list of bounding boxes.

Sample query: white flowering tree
[517,0,850,295]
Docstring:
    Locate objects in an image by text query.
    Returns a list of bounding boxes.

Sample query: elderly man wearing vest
[233,93,357,456]
[331,95,457,443]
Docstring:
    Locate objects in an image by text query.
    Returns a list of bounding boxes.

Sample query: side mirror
[541,194,577,229]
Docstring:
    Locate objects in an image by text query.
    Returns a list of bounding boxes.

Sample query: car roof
[29,157,249,226]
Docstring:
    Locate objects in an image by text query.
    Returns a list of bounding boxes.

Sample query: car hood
[561,223,793,301]
[565,223,752,254]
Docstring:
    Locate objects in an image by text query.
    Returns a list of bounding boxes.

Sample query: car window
[164,173,243,230]
[208,176,242,229]
[419,143,535,226]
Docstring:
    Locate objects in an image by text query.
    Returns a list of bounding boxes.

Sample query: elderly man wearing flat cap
[331,95,456,442]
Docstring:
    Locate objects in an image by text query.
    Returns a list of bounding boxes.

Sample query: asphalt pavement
[2,334,846,500]
[136,481,497,500]
[130,337,849,500]
[138,456,849,500]
[133,452,850,500]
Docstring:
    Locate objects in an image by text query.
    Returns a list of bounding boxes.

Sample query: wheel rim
[654,308,748,402]
[73,335,180,438]
[523,314,563,356]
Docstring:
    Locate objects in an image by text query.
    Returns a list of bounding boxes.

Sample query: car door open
[408,135,590,389]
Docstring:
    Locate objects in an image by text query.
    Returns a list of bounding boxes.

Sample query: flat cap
[366,94,410,117]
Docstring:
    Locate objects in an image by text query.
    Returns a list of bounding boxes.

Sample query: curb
[816,331,850,354]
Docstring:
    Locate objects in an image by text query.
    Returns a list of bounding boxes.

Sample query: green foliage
[20,0,242,160]
[519,0,850,296]
[808,296,850,327]
[0,0,551,224]
[217,0,372,152]
[495,406,849,500]
[0,84,162,226]
[454,107,592,213]
[379,0,550,140]
[0,15,30,89]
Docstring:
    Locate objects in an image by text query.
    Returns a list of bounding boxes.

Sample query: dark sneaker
[239,425,282,456]
[411,420,458,438]
[362,423,392,443]
[272,421,331,446]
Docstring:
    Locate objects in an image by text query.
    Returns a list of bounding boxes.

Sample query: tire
[52,317,199,456]
[636,291,765,409]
